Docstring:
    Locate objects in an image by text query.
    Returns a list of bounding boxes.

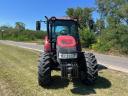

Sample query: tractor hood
[56,35,78,60]
[57,36,76,48]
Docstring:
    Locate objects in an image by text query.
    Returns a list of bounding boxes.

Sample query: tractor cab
[36,16,81,52]
[49,17,79,40]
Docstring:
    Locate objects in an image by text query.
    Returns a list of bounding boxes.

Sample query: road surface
[0,40,128,73]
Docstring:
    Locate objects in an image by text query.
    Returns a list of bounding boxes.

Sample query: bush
[92,38,111,53]
[0,29,46,41]
[80,28,96,48]
[92,25,128,54]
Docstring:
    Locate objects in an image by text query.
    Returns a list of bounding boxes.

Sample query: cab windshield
[51,20,78,38]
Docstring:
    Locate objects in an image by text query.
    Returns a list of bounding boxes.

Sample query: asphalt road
[0,40,128,73]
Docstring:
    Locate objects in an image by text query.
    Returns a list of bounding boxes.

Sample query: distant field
[0,44,128,96]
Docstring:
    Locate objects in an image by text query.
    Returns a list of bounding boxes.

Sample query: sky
[0,0,99,30]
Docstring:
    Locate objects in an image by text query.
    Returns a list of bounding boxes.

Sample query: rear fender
[44,36,51,52]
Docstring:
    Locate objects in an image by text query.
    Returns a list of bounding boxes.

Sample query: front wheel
[80,53,98,85]
[38,52,51,87]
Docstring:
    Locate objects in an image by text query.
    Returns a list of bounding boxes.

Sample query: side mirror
[36,21,41,31]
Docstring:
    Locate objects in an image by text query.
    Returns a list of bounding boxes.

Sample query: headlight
[59,53,77,59]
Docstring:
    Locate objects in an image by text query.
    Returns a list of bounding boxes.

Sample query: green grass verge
[0,44,128,96]
[24,39,44,45]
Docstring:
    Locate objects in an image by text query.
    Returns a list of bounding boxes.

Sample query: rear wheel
[38,52,51,86]
[80,53,98,85]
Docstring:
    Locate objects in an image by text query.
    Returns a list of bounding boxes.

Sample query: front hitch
[61,63,78,79]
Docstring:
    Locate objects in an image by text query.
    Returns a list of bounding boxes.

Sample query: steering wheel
[60,30,68,35]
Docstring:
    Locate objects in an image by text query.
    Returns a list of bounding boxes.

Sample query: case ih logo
[61,40,72,45]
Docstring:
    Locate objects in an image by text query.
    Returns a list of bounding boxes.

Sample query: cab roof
[49,16,78,22]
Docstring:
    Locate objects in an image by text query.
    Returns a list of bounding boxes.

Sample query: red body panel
[57,36,76,48]
[44,36,51,52]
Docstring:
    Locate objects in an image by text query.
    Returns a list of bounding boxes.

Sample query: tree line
[0,22,46,41]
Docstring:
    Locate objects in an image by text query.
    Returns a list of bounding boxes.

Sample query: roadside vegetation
[0,23,46,41]
[66,0,128,55]
[92,0,128,55]
[0,44,128,96]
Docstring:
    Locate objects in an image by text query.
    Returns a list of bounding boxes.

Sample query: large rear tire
[80,52,98,85]
[38,52,51,87]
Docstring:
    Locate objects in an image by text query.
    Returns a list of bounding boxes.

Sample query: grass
[24,39,44,45]
[0,44,128,96]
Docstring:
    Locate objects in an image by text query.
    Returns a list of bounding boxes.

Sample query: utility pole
[1,30,4,39]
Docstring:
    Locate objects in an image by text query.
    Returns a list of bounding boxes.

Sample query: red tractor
[36,16,98,87]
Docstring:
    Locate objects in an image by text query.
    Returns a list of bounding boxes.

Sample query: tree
[95,19,105,33]
[118,3,128,24]
[15,22,25,30]
[66,8,75,18]
[66,7,96,48]
[0,25,13,30]
[96,0,128,27]
[93,0,128,54]
[66,7,94,28]
[80,28,96,47]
